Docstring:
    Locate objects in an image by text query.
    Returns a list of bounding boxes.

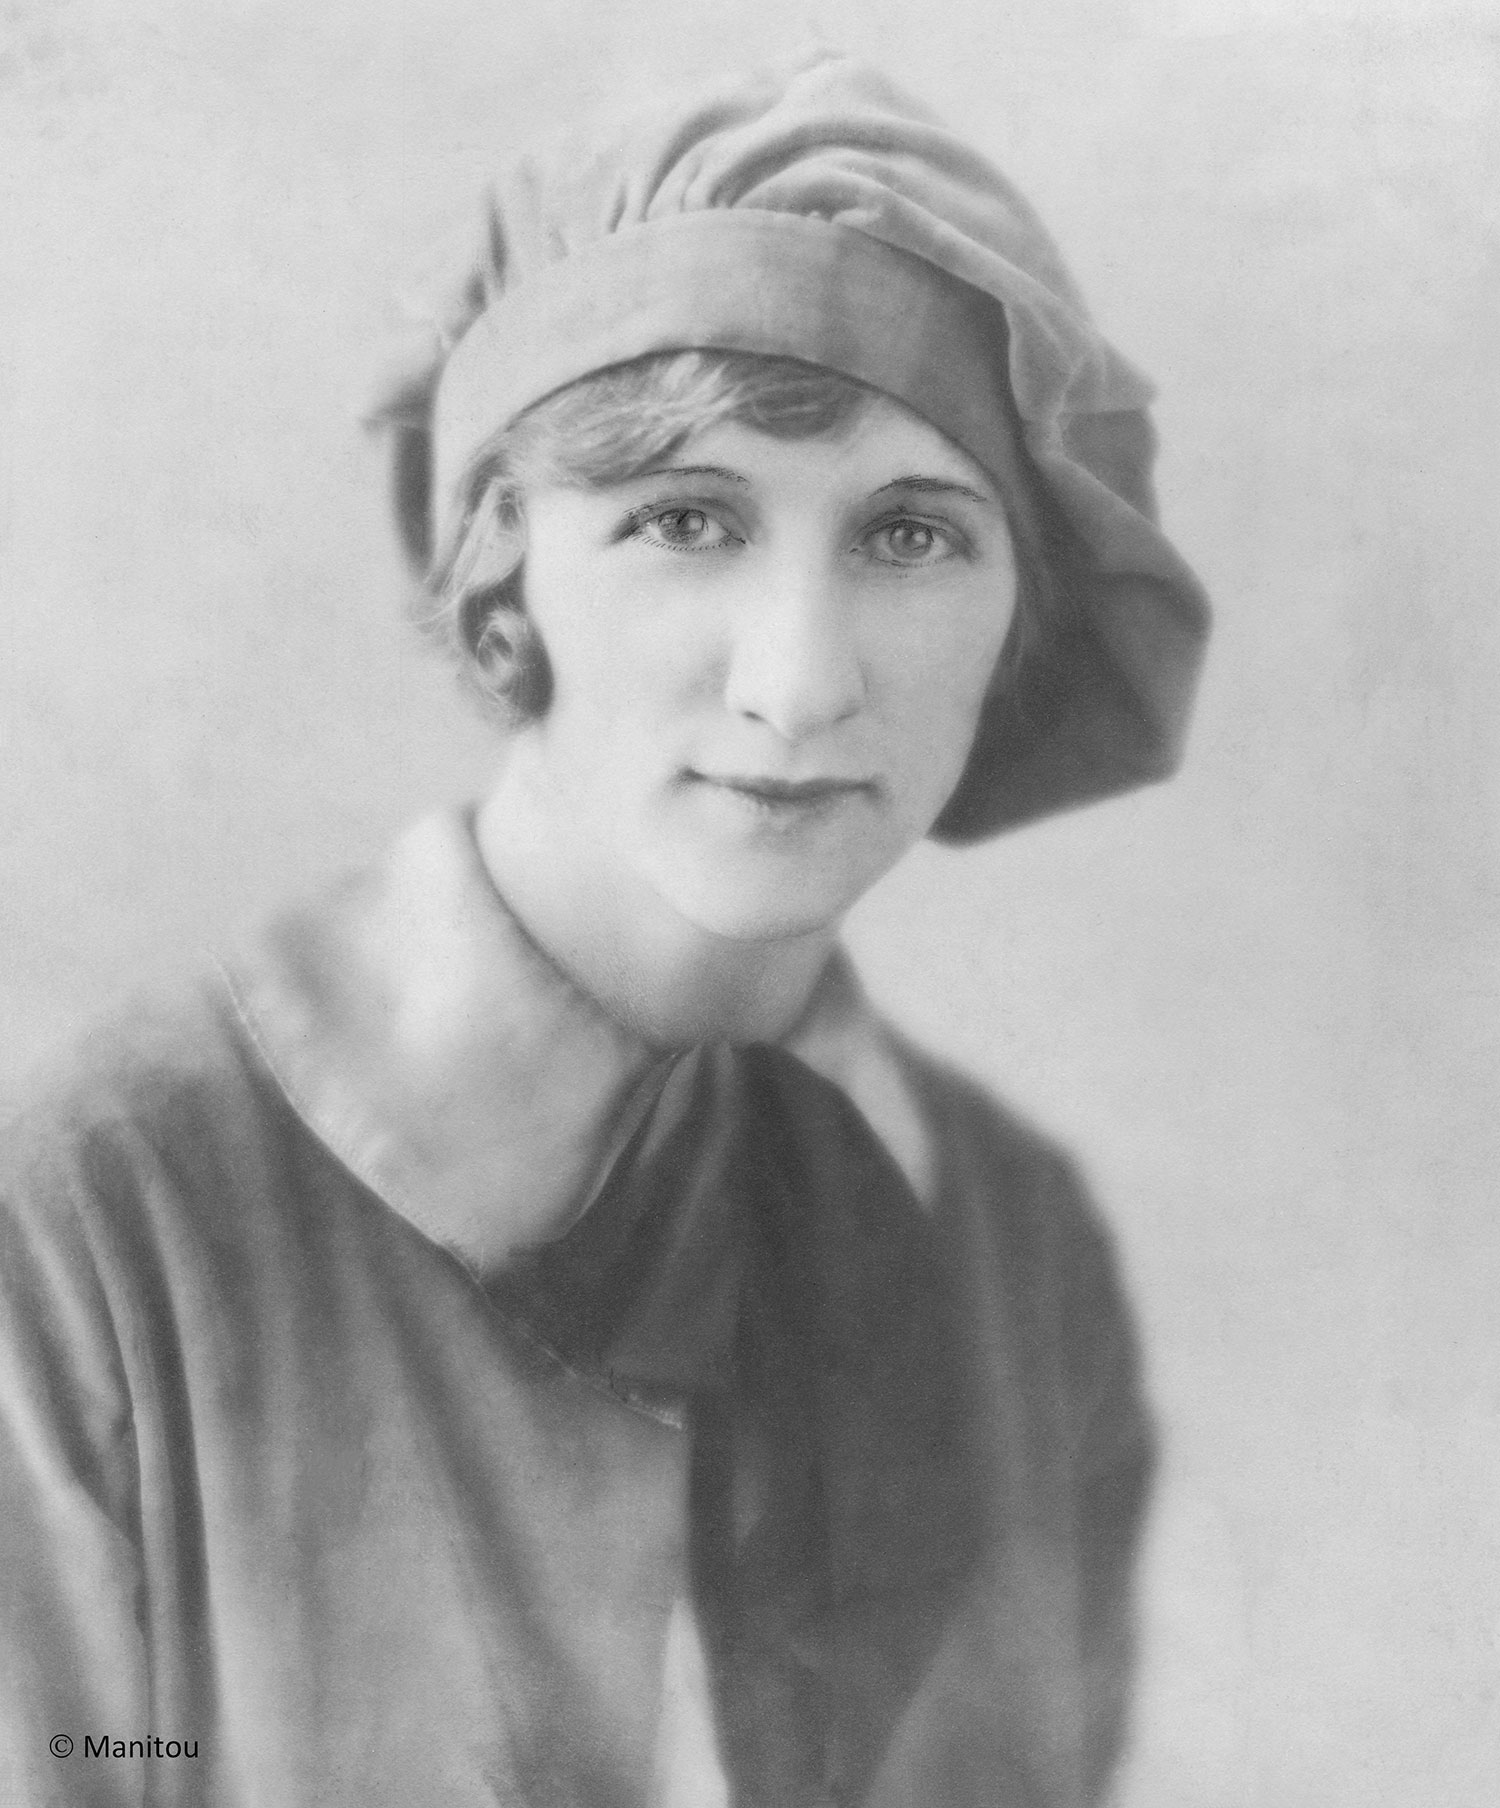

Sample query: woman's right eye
[628,506,741,553]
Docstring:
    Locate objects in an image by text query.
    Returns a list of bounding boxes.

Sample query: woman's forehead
[645,399,1003,503]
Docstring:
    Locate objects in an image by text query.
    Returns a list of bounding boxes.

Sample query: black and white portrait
[1,3,1494,1805]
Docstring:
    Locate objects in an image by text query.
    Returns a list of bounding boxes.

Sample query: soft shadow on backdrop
[2,1,1496,1801]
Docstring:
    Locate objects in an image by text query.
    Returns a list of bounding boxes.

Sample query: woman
[0,52,1208,1808]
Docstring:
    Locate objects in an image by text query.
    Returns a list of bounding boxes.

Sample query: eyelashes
[618,501,972,566]
[622,505,742,553]
[861,517,971,567]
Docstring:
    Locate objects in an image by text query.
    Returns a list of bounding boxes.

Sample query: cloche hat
[382,51,1210,840]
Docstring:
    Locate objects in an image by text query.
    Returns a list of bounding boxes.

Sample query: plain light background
[2,0,1496,1801]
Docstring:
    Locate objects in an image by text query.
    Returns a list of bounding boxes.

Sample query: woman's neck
[473,767,837,1048]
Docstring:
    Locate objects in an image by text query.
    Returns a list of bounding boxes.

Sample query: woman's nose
[722,563,865,742]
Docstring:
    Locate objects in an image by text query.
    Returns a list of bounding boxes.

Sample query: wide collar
[219,810,934,1280]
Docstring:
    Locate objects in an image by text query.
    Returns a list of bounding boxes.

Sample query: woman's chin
[646,858,864,947]
[632,809,915,947]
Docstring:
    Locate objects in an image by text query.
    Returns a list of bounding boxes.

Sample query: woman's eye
[862,518,958,566]
[633,507,739,552]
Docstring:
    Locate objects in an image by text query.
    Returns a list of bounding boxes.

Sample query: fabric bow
[492,1042,986,1807]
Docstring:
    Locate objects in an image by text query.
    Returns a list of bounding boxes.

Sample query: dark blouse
[0,816,1153,1807]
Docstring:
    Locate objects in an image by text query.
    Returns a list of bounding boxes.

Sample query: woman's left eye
[861,518,960,566]
[631,507,740,552]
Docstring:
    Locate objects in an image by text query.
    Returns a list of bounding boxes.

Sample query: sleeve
[1054,1182,1158,1806]
[0,1129,148,1807]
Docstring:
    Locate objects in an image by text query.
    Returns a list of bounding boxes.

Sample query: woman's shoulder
[883,1025,1086,1194]
[882,1025,1152,1468]
[879,1021,1133,1286]
[794,953,1117,1265]
[0,965,296,1246]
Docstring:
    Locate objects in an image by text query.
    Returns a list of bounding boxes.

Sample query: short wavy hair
[377,349,1085,837]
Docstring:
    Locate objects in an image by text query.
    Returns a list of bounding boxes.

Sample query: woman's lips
[688,771,875,813]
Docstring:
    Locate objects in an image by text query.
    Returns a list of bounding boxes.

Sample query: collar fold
[220,810,934,1279]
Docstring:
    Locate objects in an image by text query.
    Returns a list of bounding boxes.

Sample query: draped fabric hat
[385,50,1210,840]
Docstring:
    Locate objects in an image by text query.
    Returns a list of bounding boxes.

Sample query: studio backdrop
[1,2,1496,1803]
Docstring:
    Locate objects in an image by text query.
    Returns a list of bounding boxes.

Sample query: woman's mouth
[687,771,875,818]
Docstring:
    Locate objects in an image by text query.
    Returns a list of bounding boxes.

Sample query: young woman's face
[509,395,1017,943]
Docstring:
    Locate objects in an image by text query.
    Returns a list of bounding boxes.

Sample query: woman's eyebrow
[872,474,997,505]
[630,463,749,485]
[867,477,997,506]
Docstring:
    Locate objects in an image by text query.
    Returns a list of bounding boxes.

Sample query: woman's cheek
[905,632,992,741]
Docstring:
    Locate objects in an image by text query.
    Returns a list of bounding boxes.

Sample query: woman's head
[377,51,1208,847]
[401,353,1028,941]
